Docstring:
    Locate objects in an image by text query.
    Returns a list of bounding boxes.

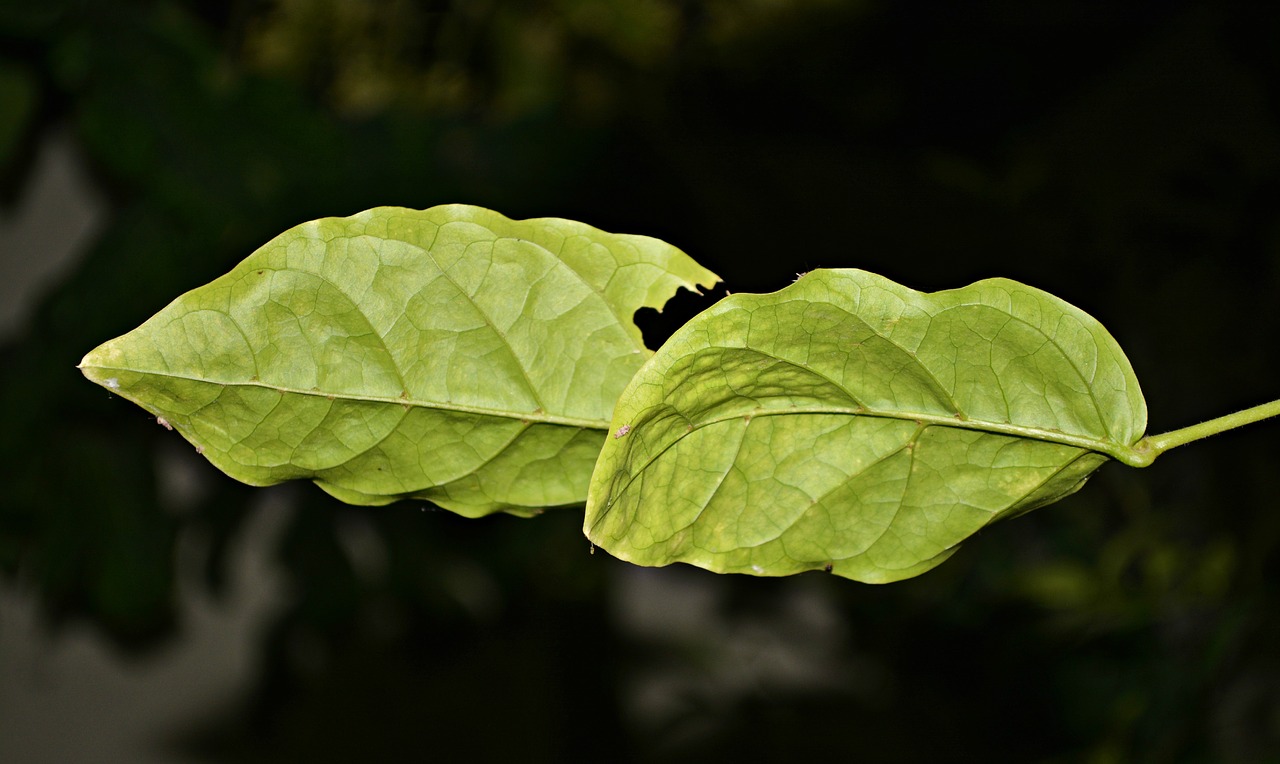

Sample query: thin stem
[1126,398,1280,467]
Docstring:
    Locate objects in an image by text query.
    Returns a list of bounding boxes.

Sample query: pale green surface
[80,205,719,517]
[585,269,1148,582]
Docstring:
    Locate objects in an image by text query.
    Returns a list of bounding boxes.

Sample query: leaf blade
[80,205,719,516]
[585,269,1145,582]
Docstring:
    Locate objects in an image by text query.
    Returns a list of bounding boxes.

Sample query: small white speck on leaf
[751,564,764,574]
[613,424,631,439]
[156,416,173,431]
[104,377,120,389]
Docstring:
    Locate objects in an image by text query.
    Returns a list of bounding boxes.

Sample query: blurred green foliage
[2,1,1279,761]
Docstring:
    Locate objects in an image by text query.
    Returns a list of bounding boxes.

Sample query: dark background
[2,1,1279,761]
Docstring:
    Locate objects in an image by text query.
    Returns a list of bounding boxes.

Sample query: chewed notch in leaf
[585,269,1148,583]
[79,205,719,517]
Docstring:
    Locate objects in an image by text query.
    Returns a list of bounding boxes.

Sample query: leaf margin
[584,268,1147,581]
[79,204,721,517]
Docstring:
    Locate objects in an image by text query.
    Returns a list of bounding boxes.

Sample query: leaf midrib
[665,336,1133,460]
[596,403,1137,520]
[79,365,611,430]
[698,405,1137,460]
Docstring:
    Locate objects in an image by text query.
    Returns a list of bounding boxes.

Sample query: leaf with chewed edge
[80,205,719,517]
[585,269,1147,581]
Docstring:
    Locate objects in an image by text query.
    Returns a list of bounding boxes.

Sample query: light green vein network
[585,269,1147,582]
[79,204,720,517]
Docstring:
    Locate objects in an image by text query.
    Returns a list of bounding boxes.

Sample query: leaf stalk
[1128,398,1280,467]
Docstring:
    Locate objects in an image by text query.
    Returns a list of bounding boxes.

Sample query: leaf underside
[80,205,719,517]
[585,269,1147,582]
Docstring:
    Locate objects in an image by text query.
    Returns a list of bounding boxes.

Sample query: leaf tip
[79,345,125,392]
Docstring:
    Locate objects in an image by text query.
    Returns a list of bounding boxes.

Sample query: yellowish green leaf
[80,205,719,517]
[585,269,1146,581]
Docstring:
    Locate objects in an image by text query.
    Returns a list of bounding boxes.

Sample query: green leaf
[585,269,1147,582]
[80,205,719,517]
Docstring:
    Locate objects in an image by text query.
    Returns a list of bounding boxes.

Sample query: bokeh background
[2,1,1279,761]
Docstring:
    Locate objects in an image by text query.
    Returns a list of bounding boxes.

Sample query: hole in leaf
[633,283,730,349]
